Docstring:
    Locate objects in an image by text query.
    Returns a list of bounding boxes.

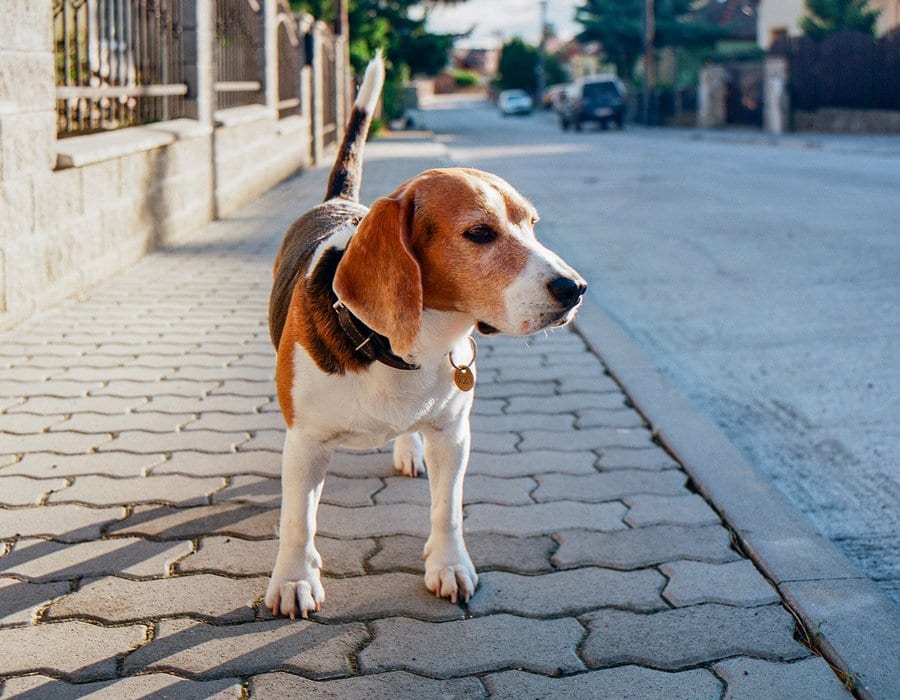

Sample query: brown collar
[332,300,420,371]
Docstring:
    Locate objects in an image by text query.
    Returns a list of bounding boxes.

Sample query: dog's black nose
[548,277,586,307]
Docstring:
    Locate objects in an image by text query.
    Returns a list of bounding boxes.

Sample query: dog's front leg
[265,429,330,619]
[420,420,478,603]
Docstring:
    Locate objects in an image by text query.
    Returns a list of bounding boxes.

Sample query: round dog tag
[454,366,475,392]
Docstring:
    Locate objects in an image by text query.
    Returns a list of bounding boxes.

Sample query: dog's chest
[292,349,466,448]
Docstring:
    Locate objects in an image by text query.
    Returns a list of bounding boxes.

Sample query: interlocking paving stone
[576,408,647,429]
[209,379,274,397]
[470,430,519,453]
[0,431,112,455]
[123,618,367,679]
[60,366,169,382]
[92,379,217,398]
[316,503,431,538]
[0,476,69,505]
[713,657,851,699]
[557,376,622,394]
[0,380,103,399]
[597,447,680,471]
[45,574,264,623]
[0,578,70,625]
[215,474,382,508]
[582,604,808,670]
[661,560,781,607]
[469,567,666,616]
[470,398,506,415]
[472,412,574,433]
[485,667,722,700]
[0,504,126,542]
[474,380,557,399]
[506,393,626,413]
[0,673,243,699]
[7,395,147,415]
[107,503,279,540]
[47,474,226,506]
[359,615,585,677]
[185,411,283,432]
[151,450,280,477]
[327,450,394,478]
[179,535,372,577]
[0,621,146,681]
[464,501,627,536]
[369,533,555,574]
[0,452,166,478]
[375,474,534,506]
[2,538,192,580]
[239,430,285,452]
[249,670,486,699]
[466,450,598,477]
[534,470,686,502]
[98,429,250,454]
[133,394,271,414]
[552,525,740,570]
[269,572,465,623]
[167,366,273,383]
[624,494,721,527]
[53,411,196,434]
[0,413,67,434]
[520,427,652,452]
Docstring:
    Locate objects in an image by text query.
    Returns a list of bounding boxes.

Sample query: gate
[725,62,763,127]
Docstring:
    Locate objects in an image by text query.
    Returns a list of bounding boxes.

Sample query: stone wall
[0,2,346,329]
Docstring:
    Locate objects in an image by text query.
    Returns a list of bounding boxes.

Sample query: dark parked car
[559,76,626,131]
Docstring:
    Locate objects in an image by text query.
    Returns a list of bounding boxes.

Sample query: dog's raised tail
[324,50,385,202]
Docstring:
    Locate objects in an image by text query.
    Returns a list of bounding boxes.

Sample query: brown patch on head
[403,169,535,326]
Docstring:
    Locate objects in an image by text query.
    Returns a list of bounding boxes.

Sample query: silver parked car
[498,89,533,116]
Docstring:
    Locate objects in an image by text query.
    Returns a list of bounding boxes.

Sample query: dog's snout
[547,276,586,307]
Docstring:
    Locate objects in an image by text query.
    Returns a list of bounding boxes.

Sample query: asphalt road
[412,97,900,603]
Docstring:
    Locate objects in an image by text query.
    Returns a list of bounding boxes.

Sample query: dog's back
[269,52,385,349]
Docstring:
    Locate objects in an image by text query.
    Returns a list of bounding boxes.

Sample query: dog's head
[333,167,586,356]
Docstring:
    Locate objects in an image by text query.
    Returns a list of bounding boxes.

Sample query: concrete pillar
[0,0,56,317]
[764,56,790,134]
[264,0,278,111]
[183,0,215,125]
[311,22,326,164]
[698,64,728,128]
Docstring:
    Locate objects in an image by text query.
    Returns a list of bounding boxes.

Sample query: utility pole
[643,0,656,125]
[536,0,548,103]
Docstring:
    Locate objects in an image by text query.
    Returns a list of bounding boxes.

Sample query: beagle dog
[266,53,586,619]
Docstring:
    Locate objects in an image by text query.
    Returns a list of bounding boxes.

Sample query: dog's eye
[463,226,498,244]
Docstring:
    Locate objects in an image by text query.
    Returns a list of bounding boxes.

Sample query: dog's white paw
[393,432,425,477]
[265,565,325,620]
[423,536,478,604]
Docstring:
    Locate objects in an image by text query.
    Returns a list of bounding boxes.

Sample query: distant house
[450,48,499,77]
[757,0,899,49]
[691,0,760,45]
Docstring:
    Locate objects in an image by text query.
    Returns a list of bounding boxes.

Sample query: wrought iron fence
[276,13,303,118]
[54,0,187,137]
[215,0,264,110]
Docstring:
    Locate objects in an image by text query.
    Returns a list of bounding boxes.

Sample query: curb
[573,299,900,700]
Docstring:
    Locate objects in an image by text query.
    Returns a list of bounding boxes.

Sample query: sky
[424,0,583,49]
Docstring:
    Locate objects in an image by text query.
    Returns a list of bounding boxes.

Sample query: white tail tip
[354,49,385,115]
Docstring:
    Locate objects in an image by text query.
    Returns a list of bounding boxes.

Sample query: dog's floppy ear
[333,195,422,357]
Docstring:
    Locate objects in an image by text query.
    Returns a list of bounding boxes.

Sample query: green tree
[800,0,880,40]
[575,0,722,80]
[291,1,467,118]
[495,37,564,94]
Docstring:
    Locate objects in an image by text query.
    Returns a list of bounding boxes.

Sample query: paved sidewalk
[0,140,851,698]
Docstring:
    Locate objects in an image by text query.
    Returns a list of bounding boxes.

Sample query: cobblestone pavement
[0,141,851,698]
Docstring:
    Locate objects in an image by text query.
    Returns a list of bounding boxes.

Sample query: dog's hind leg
[393,432,425,477]
[266,429,330,619]
[419,421,478,604]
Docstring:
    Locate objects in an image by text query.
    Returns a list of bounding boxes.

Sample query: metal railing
[214,0,264,110]
[54,0,186,137]
[276,11,303,118]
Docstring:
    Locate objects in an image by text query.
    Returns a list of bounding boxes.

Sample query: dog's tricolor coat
[266,53,586,619]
